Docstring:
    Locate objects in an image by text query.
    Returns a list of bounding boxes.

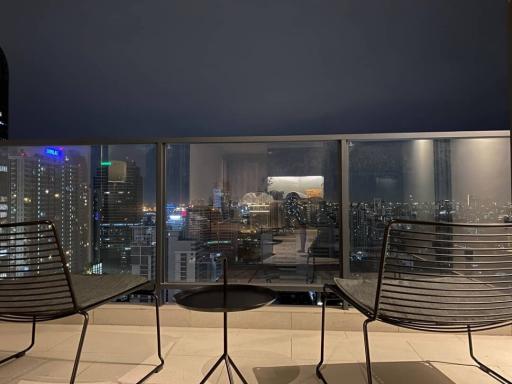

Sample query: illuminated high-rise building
[0,46,7,140]
[166,144,190,205]
[0,152,8,224]
[93,159,143,274]
[7,148,90,272]
[130,224,156,280]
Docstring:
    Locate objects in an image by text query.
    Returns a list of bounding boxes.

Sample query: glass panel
[166,141,340,285]
[348,137,512,276]
[0,144,156,280]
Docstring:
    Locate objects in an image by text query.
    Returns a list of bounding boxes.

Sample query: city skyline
[0,139,510,286]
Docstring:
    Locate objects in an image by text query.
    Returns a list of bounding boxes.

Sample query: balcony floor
[0,323,511,383]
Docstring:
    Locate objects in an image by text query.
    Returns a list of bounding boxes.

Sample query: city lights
[0,137,509,294]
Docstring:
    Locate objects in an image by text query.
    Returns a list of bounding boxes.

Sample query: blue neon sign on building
[44,147,63,159]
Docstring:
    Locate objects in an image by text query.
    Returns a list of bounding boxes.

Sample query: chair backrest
[0,221,77,322]
[375,220,512,331]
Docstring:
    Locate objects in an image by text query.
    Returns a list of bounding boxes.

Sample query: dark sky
[0,0,509,141]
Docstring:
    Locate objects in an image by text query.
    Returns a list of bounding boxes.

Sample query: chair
[316,219,512,384]
[0,220,164,383]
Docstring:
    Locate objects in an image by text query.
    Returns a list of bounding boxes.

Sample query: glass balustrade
[0,132,509,302]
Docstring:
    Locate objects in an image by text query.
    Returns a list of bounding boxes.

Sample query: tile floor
[0,322,511,383]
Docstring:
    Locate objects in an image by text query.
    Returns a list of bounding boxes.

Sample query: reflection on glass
[165,142,340,285]
[0,145,156,281]
[1,135,508,293]
[348,138,512,275]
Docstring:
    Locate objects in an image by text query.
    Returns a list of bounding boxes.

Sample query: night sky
[0,0,509,141]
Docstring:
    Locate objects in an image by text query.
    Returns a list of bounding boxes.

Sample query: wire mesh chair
[316,219,512,384]
[0,220,164,383]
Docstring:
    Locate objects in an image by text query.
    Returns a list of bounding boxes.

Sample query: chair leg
[136,292,165,384]
[0,317,36,365]
[316,291,328,384]
[363,319,374,384]
[70,311,89,384]
[467,325,511,384]
[152,293,165,371]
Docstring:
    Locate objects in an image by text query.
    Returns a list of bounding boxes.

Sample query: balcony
[1,131,511,383]
[1,312,512,384]
[1,131,510,293]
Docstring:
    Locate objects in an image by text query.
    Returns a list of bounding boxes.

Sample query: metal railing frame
[1,129,510,292]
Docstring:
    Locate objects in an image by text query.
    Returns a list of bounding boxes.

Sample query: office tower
[183,206,210,242]
[0,148,8,224]
[130,224,156,280]
[0,46,7,140]
[93,159,143,274]
[8,154,37,223]
[350,202,366,250]
[183,205,238,262]
[77,177,91,270]
[167,234,218,282]
[6,148,90,272]
[196,253,222,282]
[208,219,238,262]
[168,239,200,282]
[167,144,190,205]
[166,207,207,283]
[56,150,90,273]
[434,140,453,203]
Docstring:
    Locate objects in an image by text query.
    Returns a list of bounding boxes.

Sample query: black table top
[174,284,276,313]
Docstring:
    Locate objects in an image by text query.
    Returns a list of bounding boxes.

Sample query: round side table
[174,264,276,384]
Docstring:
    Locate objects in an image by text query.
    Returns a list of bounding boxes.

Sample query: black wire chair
[0,220,164,383]
[316,219,512,384]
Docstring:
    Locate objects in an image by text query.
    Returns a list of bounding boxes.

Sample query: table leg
[225,356,235,383]
[228,356,249,384]
[199,311,250,384]
[223,311,235,383]
[200,355,224,384]
[224,312,228,355]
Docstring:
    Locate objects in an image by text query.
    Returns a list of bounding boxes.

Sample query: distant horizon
[2,136,510,208]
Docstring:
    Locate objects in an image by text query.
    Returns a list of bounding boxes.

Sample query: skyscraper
[0,148,9,224]
[167,144,190,205]
[130,223,156,280]
[0,46,7,140]
[7,148,90,272]
[93,159,143,274]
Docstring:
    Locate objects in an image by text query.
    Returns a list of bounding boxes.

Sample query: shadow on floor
[0,331,173,384]
[253,361,457,384]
